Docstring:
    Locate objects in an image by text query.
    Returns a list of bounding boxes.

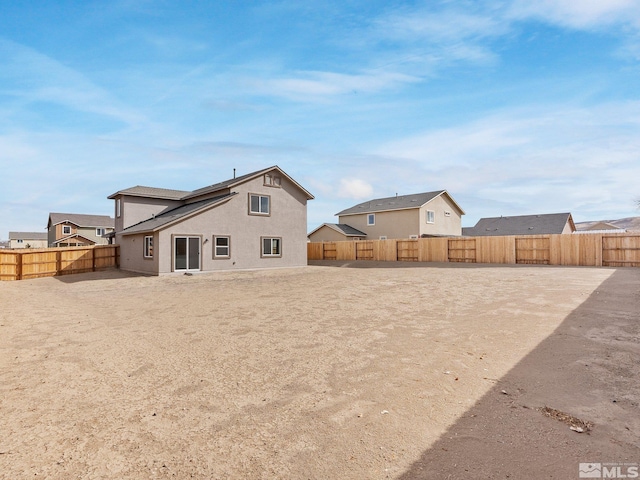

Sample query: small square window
[214,236,230,258]
[144,236,153,258]
[96,228,106,236]
[426,210,435,224]
[367,213,375,226]
[62,225,72,235]
[249,193,270,215]
[261,237,281,257]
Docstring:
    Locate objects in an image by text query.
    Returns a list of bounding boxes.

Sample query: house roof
[336,190,465,216]
[108,186,189,200]
[52,234,96,245]
[308,223,367,237]
[109,166,314,203]
[120,193,237,235]
[48,213,115,228]
[9,232,48,240]
[463,213,575,236]
[578,221,622,231]
[182,165,315,201]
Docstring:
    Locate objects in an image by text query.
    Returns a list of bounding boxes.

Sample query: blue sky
[2,0,640,239]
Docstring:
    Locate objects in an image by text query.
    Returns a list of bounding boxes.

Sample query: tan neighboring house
[108,165,314,275]
[47,213,115,247]
[309,190,465,242]
[462,213,575,236]
[574,221,626,234]
[8,232,48,249]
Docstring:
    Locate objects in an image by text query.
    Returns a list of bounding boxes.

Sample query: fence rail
[0,245,120,281]
[308,234,640,268]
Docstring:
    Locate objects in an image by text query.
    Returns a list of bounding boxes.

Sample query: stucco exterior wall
[115,196,183,231]
[9,238,48,249]
[418,195,463,236]
[338,208,420,239]
[118,172,309,274]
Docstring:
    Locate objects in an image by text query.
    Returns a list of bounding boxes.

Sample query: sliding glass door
[174,236,200,271]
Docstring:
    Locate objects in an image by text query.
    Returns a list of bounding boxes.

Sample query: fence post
[92,247,96,272]
[16,252,22,281]
[56,250,62,276]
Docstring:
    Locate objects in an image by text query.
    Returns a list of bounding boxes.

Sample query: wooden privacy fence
[308,234,640,268]
[0,245,120,281]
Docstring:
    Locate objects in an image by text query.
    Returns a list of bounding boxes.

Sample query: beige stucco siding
[339,208,420,239]
[115,196,183,231]
[419,195,463,236]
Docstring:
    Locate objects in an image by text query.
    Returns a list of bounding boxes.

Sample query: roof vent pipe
[233,168,236,179]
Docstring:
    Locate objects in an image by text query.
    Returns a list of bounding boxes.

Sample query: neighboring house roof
[48,213,115,228]
[578,222,622,231]
[120,193,237,235]
[9,232,48,240]
[308,223,367,238]
[52,234,96,245]
[463,213,575,236]
[107,186,190,200]
[337,190,465,216]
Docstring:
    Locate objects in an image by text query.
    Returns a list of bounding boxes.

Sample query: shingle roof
[463,213,574,236]
[107,186,190,200]
[48,213,115,228]
[337,190,464,216]
[9,232,48,240]
[308,223,367,237]
[120,193,236,235]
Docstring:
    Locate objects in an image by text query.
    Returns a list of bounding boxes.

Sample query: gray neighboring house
[47,213,115,247]
[310,190,465,242]
[9,232,48,249]
[108,165,314,275]
[463,213,576,236]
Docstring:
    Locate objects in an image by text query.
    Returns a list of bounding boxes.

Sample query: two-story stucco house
[308,190,465,242]
[8,232,48,249]
[108,166,314,275]
[47,213,115,247]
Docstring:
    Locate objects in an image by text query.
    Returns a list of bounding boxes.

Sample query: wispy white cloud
[0,39,145,127]
[337,178,374,199]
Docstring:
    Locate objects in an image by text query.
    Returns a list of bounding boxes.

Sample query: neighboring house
[8,232,48,249]
[108,165,314,275]
[307,223,367,243]
[312,190,465,241]
[463,213,575,236]
[47,213,115,247]
[574,221,626,234]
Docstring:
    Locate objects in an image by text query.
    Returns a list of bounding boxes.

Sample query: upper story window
[367,213,375,226]
[426,210,435,224]
[264,174,281,187]
[116,198,121,218]
[249,193,270,215]
[62,225,72,235]
[96,228,106,237]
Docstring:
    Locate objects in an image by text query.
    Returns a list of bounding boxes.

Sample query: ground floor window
[214,235,230,258]
[144,236,153,258]
[261,237,281,257]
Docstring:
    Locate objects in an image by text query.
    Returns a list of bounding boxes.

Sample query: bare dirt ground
[1,262,638,479]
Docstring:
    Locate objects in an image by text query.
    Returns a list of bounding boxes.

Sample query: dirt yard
[1,262,639,479]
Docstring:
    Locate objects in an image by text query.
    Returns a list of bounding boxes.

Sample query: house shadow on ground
[397,267,640,479]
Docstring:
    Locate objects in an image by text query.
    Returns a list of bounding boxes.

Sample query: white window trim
[249,193,271,215]
[213,235,231,258]
[62,225,72,235]
[116,198,121,218]
[426,210,435,224]
[144,235,153,258]
[367,213,375,226]
[261,237,282,258]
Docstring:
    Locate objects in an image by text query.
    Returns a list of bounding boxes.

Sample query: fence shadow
[52,268,150,284]
[397,268,640,479]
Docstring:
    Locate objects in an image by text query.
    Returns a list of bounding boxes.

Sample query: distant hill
[575,216,640,232]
